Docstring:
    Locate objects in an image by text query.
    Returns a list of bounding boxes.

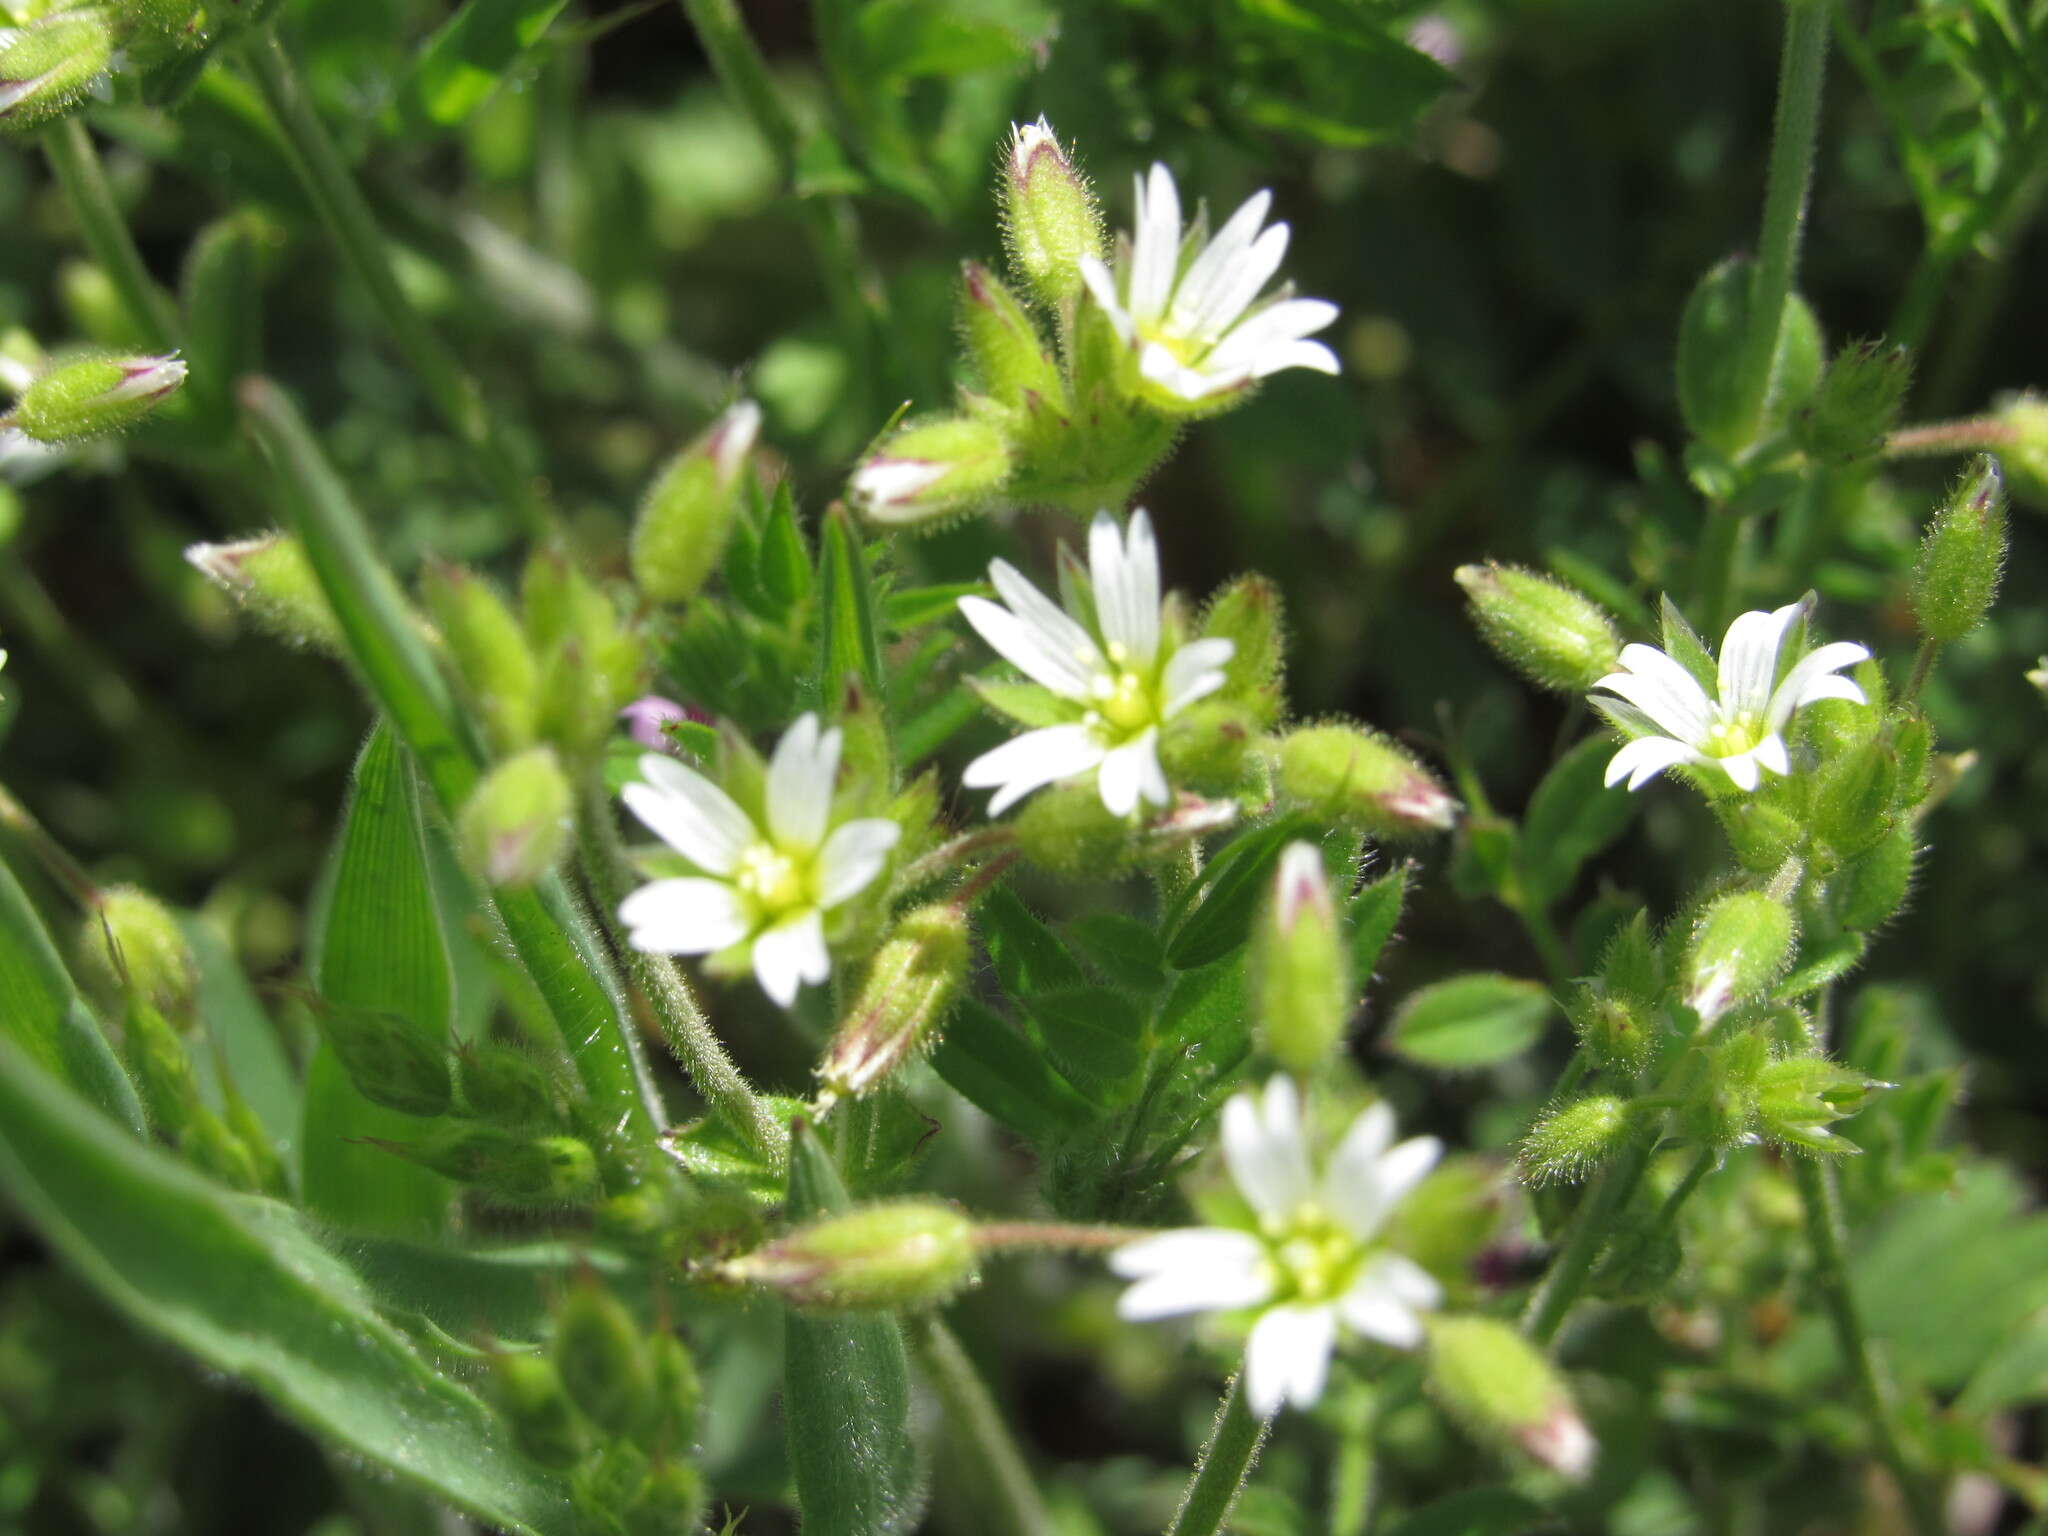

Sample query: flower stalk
[1166,1375,1269,1536]
[40,118,179,352]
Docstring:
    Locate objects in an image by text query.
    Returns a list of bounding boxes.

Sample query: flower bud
[847,415,1014,528]
[1426,1317,1597,1480]
[1274,723,1459,840]
[625,1462,707,1536]
[1157,698,1257,794]
[1794,340,1911,465]
[1713,796,1805,875]
[455,1041,559,1127]
[459,747,571,889]
[9,353,186,443]
[122,996,201,1135]
[999,117,1104,306]
[575,1442,650,1530]
[488,1353,585,1468]
[186,533,344,654]
[524,551,643,756]
[554,1279,657,1437]
[1252,841,1353,1072]
[109,0,207,60]
[1836,822,1916,932]
[1522,1094,1632,1188]
[1676,257,1823,455]
[0,13,114,133]
[1995,391,2048,511]
[1754,1055,1882,1154]
[1911,454,2007,642]
[819,905,969,1102]
[1455,562,1621,694]
[419,561,539,753]
[1201,574,1286,723]
[308,999,451,1118]
[384,1124,600,1207]
[78,885,197,1021]
[1809,737,1896,858]
[722,1199,978,1312]
[959,263,1063,408]
[1012,779,1138,873]
[1567,987,1654,1078]
[1683,891,1796,1025]
[631,399,761,605]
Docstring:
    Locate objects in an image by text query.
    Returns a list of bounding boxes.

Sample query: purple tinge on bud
[1518,1405,1598,1482]
[1004,116,1069,189]
[1386,775,1461,831]
[1274,840,1332,931]
[619,695,702,752]
[109,356,188,405]
[848,457,950,514]
[703,399,763,487]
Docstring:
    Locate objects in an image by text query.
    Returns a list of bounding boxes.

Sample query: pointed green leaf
[1521,735,1637,905]
[1164,816,1310,971]
[979,887,1086,998]
[1347,864,1408,982]
[929,999,1095,1136]
[1026,988,1145,1098]
[818,505,885,701]
[1387,973,1552,1069]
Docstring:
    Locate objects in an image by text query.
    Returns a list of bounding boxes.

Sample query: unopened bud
[1012,779,1138,873]
[1755,1054,1882,1154]
[61,262,147,351]
[631,398,761,604]
[419,561,538,753]
[110,0,208,59]
[1274,723,1459,839]
[489,1353,585,1468]
[79,886,197,1020]
[1157,698,1257,794]
[1201,575,1286,723]
[999,117,1104,305]
[959,263,1063,409]
[1836,822,1916,932]
[1809,738,1896,857]
[309,999,451,1117]
[1676,257,1822,454]
[554,1280,656,1436]
[122,996,201,1134]
[455,1041,559,1127]
[722,1199,978,1312]
[1568,986,1655,1078]
[625,1461,707,1536]
[459,747,571,889]
[819,905,968,1101]
[574,1442,650,1530]
[10,353,186,443]
[1988,390,2048,511]
[1426,1317,1596,1480]
[1683,891,1795,1025]
[1252,841,1352,1072]
[1455,562,1621,694]
[847,414,1013,528]
[1520,1095,1630,1186]
[1911,454,2007,642]
[524,551,643,756]
[186,533,344,654]
[0,13,114,132]
[1795,340,1911,465]
[382,1124,599,1207]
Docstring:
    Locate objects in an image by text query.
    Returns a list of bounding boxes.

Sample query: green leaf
[1165,816,1310,971]
[1026,988,1145,1099]
[1386,973,1553,1069]
[979,887,1086,998]
[1157,955,1249,1050]
[758,478,812,612]
[0,854,142,1134]
[302,723,456,1238]
[884,582,984,633]
[1065,912,1168,994]
[0,1034,577,1536]
[929,999,1096,1137]
[1521,736,1637,905]
[782,1123,924,1536]
[818,505,884,703]
[398,0,572,131]
[1347,864,1408,982]
[182,913,299,1147]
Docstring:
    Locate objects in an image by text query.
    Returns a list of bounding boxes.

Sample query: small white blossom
[1592,603,1870,792]
[958,508,1233,818]
[618,713,900,1008]
[1079,163,1339,407]
[1111,1077,1443,1418]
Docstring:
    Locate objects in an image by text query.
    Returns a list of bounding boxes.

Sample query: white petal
[1604,734,1704,791]
[1249,339,1342,379]
[990,558,1103,676]
[1120,510,1162,665]
[621,765,754,877]
[960,595,1099,700]
[1791,672,1868,711]
[1222,1077,1313,1222]
[1718,750,1762,792]
[1717,603,1803,718]
[1244,1304,1337,1416]
[1078,254,1133,342]
[1129,164,1182,322]
[851,459,948,509]
[1752,734,1791,777]
[1322,1102,1396,1195]
[1096,731,1166,817]
[1596,645,1715,743]
[963,724,1107,816]
[1188,223,1292,345]
[1326,1134,1442,1242]
[1110,1226,1268,1278]
[618,878,749,955]
[1206,298,1340,374]
[1111,1231,1273,1319]
[1168,188,1273,337]
[1335,1276,1426,1350]
[766,714,837,851]
[1767,641,1871,730]
[815,818,901,907]
[1089,511,1137,663]
[1358,1252,1443,1311]
[751,909,830,1007]
[1139,341,1237,402]
[1163,637,1235,716]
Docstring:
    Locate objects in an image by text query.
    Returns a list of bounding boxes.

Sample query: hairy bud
[1676,257,1823,455]
[722,1199,978,1312]
[1683,891,1796,1025]
[1157,698,1257,794]
[122,996,202,1136]
[10,353,186,443]
[459,747,571,889]
[554,1280,657,1437]
[1427,1317,1597,1480]
[1201,574,1286,724]
[384,1124,600,1207]
[1274,723,1459,839]
[1754,1055,1883,1154]
[186,534,345,654]
[1456,562,1622,694]
[1911,454,2007,642]
[631,399,761,604]
[419,561,539,754]
[649,1332,702,1444]
[819,905,969,1102]
[959,263,1063,408]
[1012,780,1138,874]
[1252,841,1353,1072]
[78,886,197,1021]
[310,999,452,1117]
[1520,1094,1631,1186]
[999,117,1105,305]
[488,1353,585,1468]
[1836,823,1916,932]
[455,1041,559,1128]
[1795,340,1911,465]
[847,415,1014,528]
[0,13,114,132]
[1994,391,2048,511]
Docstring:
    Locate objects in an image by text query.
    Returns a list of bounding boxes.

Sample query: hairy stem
[972,1221,1148,1254]
[1885,418,2021,459]
[1522,1130,1655,1345]
[1167,1374,1270,1536]
[41,118,180,352]
[1691,502,1747,635]
[1902,639,1940,705]
[911,1317,1054,1536]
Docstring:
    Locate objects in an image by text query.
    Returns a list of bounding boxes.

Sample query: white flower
[1110,1077,1444,1418]
[1079,163,1339,407]
[958,508,1233,818]
[617,713,901,1007]
[1592,603,1871,792]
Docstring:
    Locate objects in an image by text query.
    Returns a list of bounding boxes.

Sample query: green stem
[245,33,550,536]
[1509,891,1574,994]
[1646,1147,1716,1247]
[41,118,180,352]
[1902,639,1940,707]
[575,776,787,1165]
[972,1221,1147,1254]
[1522,1131,1655,1345]
[1166,1374,1270,1536]
[1732,0,1830,449]
[1692,502,1747,634]
[911,1317,1053,1536]
[1885,418,2021,459]
[1792,1157,1942,1535]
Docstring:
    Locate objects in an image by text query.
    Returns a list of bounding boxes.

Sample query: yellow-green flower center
[1704,708,1765,757]
[733,842,814,924]
[1085,643,1166,743]
[1137,320,1208,367]
[1263,1205,1366,1308]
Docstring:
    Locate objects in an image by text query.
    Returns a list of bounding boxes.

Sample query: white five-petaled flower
[958,508,1233,818]
[1110,1077,1444,1419]
[1592,603,1871,793]
[617,714,901,1008]
[1079,163,1340,406]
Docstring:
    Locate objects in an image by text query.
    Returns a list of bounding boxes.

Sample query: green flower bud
[185,534,345,655]
[1836,822,1916,932]
[1568,986,1654,1078]
[624,1462,707,1536]
[722,1199,978,1312]
[459,746,571,889]
[1201,574,1286,723]
[1683,891,1796,1025]
[1676,257,1823,456]
[1274,723,1459,840]
[1754,1054,1882,1154]
[382,1124,600,1207]
[959,263,1063,409]
[1455,562,1622,694]
[1156,698,1257,793]
[631,399,761,605]
[999,117,1104,306]
[308,999,451,1118]
[1994,391,2048,511]
[10,353,186,443]
[1012,780,1137,874]
[0,13,114,133]
[109,0,207,60]
[847,414,1014,528]
[78,885,197,1020]
[574,1441,651,1530]
[455,1040,559,1127]
[649,1332,702,1445]
[1426,1317,1596,1480]
[523,550,643,757]
[1713,796,1805,875]
[1809,738,1896,858]
[122,996,202,1135]
[819,905,969,1102]
[1519,1095,1631,1187]
[554,1280,657,1437]
[1252,841,1353,1072]
[489,1352,585,1469]
[419,561,539,753]
[1911,454,2007,642]
[1794,340,1911,465]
